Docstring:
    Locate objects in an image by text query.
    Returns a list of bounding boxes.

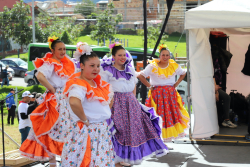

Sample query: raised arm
[36,72,56,93]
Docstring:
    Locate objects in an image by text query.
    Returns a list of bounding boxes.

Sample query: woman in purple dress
[100,43,168,166]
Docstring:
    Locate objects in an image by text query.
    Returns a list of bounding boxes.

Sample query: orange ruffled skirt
[20,88,71,161]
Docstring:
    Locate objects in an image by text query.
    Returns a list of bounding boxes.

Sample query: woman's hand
[174,82,179,88]
[215,91,219,101]
[109,98,114,109]
[50,87,56,94]
[83,119,90,127]
[215,85,221,92]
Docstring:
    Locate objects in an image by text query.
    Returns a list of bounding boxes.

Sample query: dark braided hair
[51,39,64,50]
[160,48,170,54]
[112,45,125,56]
[80,52,98,65]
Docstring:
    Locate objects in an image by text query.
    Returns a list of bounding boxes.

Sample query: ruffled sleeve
[140,64,153,78]
[36,62,54,79]
[64,72,113,106]
[68,86,85,103]
[33,52,75,78]
[131,69,138,85]
[99,69,110,83]
[176,65,186,75]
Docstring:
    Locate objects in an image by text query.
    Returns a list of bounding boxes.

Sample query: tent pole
[141,0,148,104]
[186,29,192,140]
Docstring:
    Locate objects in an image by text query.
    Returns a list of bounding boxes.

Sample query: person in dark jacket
[6,88,16,125]
[27,93,42,115]
[28,92,37,105]
[1,65,9,87]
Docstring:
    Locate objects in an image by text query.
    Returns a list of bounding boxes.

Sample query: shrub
[136,29,144,36]
[81,24,97,36]
[61,31,73,45]
[0,85,46,102]
[118,28,137,35]
[170,32,182,36]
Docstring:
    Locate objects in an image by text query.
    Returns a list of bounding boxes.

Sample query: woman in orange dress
[19,36,76,167]
[61,42,116,167]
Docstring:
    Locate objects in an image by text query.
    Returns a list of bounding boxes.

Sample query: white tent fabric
[185,0,250,138]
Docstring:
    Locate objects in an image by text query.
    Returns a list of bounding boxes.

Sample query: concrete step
[174,135,250,146]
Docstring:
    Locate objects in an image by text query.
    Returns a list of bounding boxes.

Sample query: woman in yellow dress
[138,44,190,142]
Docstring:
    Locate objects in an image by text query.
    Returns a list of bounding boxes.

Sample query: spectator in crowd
[28,92,37,105]
[27,93,42,115]
[6,88,16,125]
[18,91,33,144]
[214,77,237,128]
[1,65,9,87]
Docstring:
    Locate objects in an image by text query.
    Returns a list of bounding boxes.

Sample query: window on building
[99,3,107,10]
[186,2,198,11]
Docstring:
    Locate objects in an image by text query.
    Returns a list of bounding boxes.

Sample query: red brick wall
[0,0,20,11]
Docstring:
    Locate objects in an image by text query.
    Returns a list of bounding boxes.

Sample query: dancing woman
[138,44,190,143]
[61,42,115,167]
[100,43,168,166]
[19,36,76,167]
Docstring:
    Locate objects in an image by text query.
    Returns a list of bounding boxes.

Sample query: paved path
[25,142,250,167]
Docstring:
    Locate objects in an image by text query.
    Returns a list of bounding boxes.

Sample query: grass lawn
[0,115,21,153]
[1,53,28,61]
[76,34,187,57]
[4,34,186,61]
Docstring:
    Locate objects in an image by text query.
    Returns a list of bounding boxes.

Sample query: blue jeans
[19,127,31,144]
[1,77,9,87]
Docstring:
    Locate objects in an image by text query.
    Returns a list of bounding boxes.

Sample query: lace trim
[150,63,182,80]
[140,103,163,129]
[113,144,169,165]
[19,150,51,161]
[100,67,135,83]
[33,52,75,79]
[64,83,114,106]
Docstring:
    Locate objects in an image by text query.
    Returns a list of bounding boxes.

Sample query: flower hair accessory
[73,42,92,61]
[48,35,59,50]
[109,42,122,54]
[158,44,168,52]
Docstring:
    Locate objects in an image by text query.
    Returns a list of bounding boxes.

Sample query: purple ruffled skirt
[107,92,168,165]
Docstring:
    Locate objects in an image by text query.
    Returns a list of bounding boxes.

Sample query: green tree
[74,0,96,16]
[138,24,169,48]
[61,31,72,44]
[9,0,32,50]
[90,3,122,42]
[0,0,32,58]
[87,12,98,19]
[37,13,84,43]
[33,22,47,43]
[0,7,11,57]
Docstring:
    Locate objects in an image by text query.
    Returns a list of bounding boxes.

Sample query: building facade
[111,0,212,33]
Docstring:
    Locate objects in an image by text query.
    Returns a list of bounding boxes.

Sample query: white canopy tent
[185,0,250,138]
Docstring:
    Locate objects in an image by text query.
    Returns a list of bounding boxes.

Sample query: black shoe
[245,134,250,141]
